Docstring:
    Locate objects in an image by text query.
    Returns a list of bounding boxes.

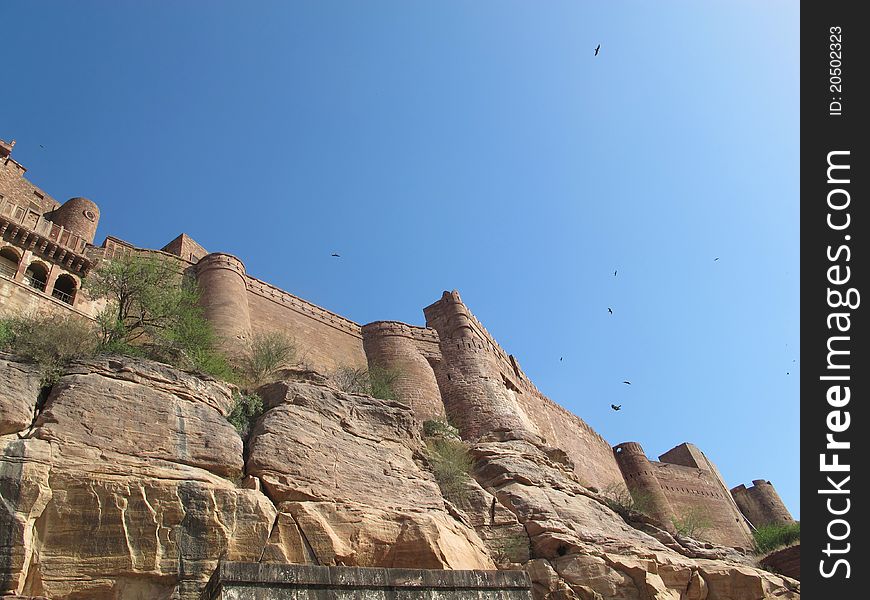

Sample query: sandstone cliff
[0,354,799,599]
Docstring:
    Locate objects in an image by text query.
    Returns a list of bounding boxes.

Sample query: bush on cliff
[330,364,400,400]
[753,522,800,554]
[85,253,234,379]
[671,507,713,539]
[0,313,99,384]
[425,437,473,502]
[601,483,655,518]
[235,332,298,388]
[227,391,265,437]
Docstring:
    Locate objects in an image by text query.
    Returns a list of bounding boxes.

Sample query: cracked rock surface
[0,356,799,599]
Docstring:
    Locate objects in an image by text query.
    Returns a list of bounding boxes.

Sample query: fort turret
[49,197,100,245]
[731,480,795,528]
[423,290,531,440]
[194,253,252,352]
[361,321,445,422]
[613,442,677,529]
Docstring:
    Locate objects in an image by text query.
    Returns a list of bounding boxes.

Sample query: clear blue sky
[3,1,799,518]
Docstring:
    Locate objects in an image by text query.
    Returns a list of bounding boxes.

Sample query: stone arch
[0,246,21,279]
[24,260,49,292]
[52,273,78,305]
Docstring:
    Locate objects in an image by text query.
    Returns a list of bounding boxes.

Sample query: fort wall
[361,321,445,421]
[731,480,795,529]
[613,442,677,528]
[244,276,366,373]
[615,441,755,548]
[425,290,624,491]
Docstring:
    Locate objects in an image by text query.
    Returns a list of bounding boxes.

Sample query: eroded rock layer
[0,356,799,599]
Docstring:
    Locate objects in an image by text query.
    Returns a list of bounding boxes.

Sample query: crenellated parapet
[245,276,362,339]
[731,480,795,529]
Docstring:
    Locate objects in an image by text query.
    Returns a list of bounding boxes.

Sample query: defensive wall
[731,480,796,529]
[613,442,756,548]
[423,290,625,491]
[0,137,795,550]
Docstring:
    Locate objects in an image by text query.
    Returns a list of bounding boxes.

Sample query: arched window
[24,262,49,292]
[0,247,20,279]
[52,274,77,305]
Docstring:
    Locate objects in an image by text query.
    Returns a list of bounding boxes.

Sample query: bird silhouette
[611,404,621,411]
[622,381,631,385]
[39,144,45,149]
[560,357,563,361]
[608,307,613,315]
[594,44,601,56]
[613,270,617,276]
[714,257,720,261]
[331,253,340,257]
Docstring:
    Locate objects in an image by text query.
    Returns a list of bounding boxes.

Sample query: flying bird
[613,270,617,277]
[39,144,45,149]
[611,404,621,411]
[714,257,720,261]
[608,307,613,315]
[594,44,601,56]
[331,253,340,257]
[560,357,563,361]
[622,381,631,385]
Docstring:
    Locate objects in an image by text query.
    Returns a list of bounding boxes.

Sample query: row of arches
[0,246,78,305]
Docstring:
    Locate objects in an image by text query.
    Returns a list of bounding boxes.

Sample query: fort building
[0,138,793,548]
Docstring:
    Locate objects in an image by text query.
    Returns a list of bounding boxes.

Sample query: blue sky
[3,1,799,517]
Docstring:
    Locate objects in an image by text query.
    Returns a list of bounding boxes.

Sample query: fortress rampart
[614,441,755,548]
[731,480,795,529]
[361,321,444,422]
[0,138,793,550]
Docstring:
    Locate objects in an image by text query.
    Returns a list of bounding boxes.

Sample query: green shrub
[0,313,99,385]
[330,364,401,400]
[601,483,655,517]
[753,522,800,554]
[235,332,297,387]
[423,418,461,440]
[426,437,473,501]
[227,391,264,437]
[671,507,712,539]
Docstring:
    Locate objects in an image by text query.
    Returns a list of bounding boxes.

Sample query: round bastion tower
[361,321,445,422]
[194,253,252,353]
[730,480,795,528]
[423,290,531,440]
[613,442,677,531]
[49,197,100,244]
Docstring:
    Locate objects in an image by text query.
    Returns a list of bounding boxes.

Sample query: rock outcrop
[0,356,799,599]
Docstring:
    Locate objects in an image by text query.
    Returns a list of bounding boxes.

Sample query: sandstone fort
[1,137,798,599]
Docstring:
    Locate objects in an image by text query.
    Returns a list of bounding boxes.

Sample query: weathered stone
[759,544,800,580]
[34,357,243,479]
[249,381,494,570]
[202,562,533,600]
[0,358,276,599]
[0,354,42,435]
[0,437,52,596]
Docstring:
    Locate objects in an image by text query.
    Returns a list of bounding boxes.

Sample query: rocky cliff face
[0,354,799,599]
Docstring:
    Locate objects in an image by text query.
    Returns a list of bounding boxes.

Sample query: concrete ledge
[202,563,532,600]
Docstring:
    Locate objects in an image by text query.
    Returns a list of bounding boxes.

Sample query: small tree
[330,364,400,400]
[85,253,232,378]
[672,507,713,539]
